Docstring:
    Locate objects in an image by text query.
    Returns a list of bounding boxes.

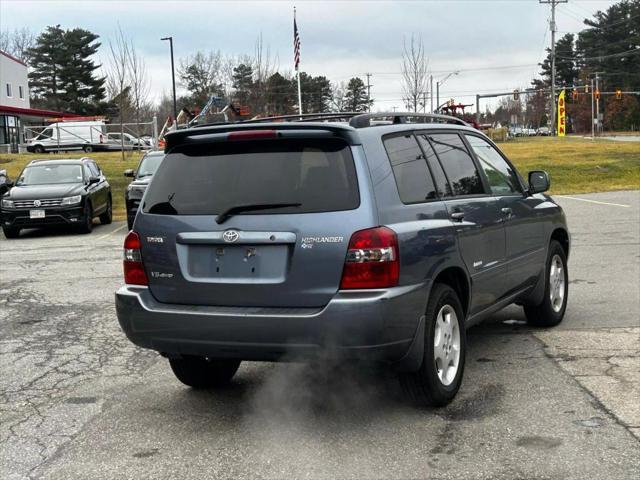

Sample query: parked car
[537,127,551,136]
[27,120,107,154]
[0,157,112,238]
[108,132,149,149]
[115,112,570,407]
[124,150,165,229]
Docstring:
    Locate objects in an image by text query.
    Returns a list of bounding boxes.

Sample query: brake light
[123,231,148,285]
[340,227,399,289]
[227,129,277,141]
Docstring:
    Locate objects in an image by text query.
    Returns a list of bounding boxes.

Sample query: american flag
[294,15,301,71]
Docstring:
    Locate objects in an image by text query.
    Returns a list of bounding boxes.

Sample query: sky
[0,0,618,112]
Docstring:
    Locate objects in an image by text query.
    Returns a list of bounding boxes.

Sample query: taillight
[340,227,399,289]
[123,231,148,285]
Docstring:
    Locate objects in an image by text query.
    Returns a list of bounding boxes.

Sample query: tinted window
[428,133,484,196]
[17,164,83,186]
[465,135,521,195]
[384,134,437,203]
[137,154,165,178]
[143,138,359,215]
[416,134,452,198]
[88,162,100,176]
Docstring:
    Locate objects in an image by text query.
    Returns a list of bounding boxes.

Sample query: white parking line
[557,195,632,208]
[97,224,126,240]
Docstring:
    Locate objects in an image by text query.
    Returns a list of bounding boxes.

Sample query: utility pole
[591,78,595,138]
[430,75,434,113]
[595,71,601,135]
[540,0,567,136]
[365,73,372,112]
[436,82,440,113]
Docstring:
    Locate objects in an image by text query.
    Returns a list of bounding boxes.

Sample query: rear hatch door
[137,130,375,308]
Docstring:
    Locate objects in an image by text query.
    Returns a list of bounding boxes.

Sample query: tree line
[1,26,373,125]
[487,0,639,132]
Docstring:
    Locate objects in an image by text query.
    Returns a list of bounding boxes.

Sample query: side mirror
[528,170,550,194]
[88,176,100,185]
[124,169,135,178]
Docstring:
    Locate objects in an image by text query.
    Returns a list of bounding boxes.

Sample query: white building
[0,50,78,152]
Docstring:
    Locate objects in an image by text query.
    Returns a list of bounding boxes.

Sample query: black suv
[124,151,165,229]
[0,158,112,238]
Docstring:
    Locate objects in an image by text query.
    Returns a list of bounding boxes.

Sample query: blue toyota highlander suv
[115,112,570,406]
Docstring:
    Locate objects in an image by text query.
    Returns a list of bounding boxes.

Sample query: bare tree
[251,33,277,115]
[107,26,131,160]
[401,34,429,113]
[128,46,150,140]
[330,81,348,112]
[178,50,223,108]
[0,28,35,62]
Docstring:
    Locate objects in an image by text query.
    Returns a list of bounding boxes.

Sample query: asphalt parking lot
[1,191,639,480]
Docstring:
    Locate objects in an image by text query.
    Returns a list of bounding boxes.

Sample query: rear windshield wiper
[215,202,302,224]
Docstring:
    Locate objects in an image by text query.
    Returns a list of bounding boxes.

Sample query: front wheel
[78,202,93,234]
[524,240,568,327]
[2,226,20,239]
[99,197,112,224]
[169,356,241,388]
[33,145,45,154]
[399,283,466,407]
[83,145,93,153]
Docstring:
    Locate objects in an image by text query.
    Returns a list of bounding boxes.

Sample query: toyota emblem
[222,230,240,243]
[33,200,41,207]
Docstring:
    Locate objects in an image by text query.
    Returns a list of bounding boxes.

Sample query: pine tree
[344,77,371,112]
[232,63,254,106]
[27,25,106,113]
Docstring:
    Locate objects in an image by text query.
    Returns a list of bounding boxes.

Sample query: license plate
[30,209,45,219]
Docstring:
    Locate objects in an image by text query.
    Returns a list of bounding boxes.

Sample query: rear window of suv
[143,138,359,216]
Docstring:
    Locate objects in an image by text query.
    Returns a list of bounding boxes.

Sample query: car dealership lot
[1,191,638,479]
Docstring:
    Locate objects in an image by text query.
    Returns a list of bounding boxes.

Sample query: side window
[83,164,92,181]
[465,135,521,195]
[427,133,485,196]
[416,134,452,198]
[383,134,438,204]
[88,161,100,176]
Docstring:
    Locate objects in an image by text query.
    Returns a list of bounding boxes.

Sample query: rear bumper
[115,283,429,366]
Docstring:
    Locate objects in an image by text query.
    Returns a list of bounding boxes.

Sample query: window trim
[418,129,491,199]
[381,130,442,206]
[18,85,24,100]
[6,83,12,98]
[462,132,526,196]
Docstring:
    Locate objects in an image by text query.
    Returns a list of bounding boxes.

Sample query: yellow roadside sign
[557,90,566,137]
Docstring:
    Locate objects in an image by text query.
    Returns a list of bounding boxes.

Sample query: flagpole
[295,7,302,115]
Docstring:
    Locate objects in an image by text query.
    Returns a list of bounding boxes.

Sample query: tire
[127,214,134,230]
[169,356,241,388]
[83,145,93,153]
[399,284,466,407]
[2,226,20,239]
[99,196,113,224]
[33,145,45,154]
[79,201,93,234]
[524,240,568,327]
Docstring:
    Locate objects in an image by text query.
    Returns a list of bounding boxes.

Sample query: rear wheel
[79,202,93,234]
[524,240,568,327]
[127,215,134,230]
[169,356,241,388]
[2,226,20,239]
[399,284,466,407]
[99,197,112,224]
[83,145,93,153]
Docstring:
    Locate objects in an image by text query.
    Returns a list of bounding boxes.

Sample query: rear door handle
[450,212,465,222]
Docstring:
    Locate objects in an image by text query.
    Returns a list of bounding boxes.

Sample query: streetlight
[161,36,177,125]
[436,71,459,113]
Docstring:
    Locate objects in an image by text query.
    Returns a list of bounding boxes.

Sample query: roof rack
[189,111,468,130]
[348,112,468,128]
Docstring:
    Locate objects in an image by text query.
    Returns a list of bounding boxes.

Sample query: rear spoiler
[164,123,361,150]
